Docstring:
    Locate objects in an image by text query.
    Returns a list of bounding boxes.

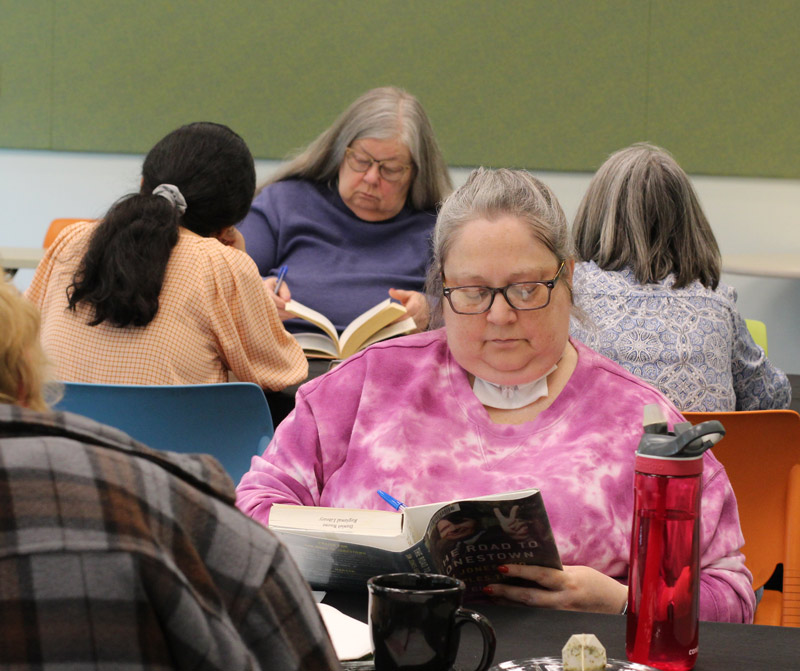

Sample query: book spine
[402,539,435,574]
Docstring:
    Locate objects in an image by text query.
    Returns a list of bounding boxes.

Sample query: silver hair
[425,167,573,328]
[572,142,721,289]
[264,86,452,211]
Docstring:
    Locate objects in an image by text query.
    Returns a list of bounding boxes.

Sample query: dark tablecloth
[324,590,800,671]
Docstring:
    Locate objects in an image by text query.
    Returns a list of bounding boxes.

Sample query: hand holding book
[388,287,429,330]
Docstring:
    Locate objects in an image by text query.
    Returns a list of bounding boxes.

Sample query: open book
[269,487,562,598]
[285,297,416,359]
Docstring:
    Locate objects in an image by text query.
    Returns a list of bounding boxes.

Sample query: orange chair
[683,410,800,626]
[43,218,90,248]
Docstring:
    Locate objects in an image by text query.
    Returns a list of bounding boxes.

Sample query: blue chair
[53,382,274,484]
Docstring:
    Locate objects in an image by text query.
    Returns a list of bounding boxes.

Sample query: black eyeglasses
[442,261,566,314]
[344,147,413,182]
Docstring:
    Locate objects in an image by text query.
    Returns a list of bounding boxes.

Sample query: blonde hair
[264,86,452,211]
[0,278,52,411]
[572,142,721,289]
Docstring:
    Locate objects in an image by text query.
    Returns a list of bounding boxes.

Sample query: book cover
[269,488,561,599]
[285,298,415,359]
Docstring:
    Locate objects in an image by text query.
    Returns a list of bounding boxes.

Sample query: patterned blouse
[571,261,791,412]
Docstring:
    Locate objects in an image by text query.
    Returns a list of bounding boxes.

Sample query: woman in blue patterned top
[570,142,790,411]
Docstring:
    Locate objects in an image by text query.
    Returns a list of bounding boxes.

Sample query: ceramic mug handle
[454,607,497,671]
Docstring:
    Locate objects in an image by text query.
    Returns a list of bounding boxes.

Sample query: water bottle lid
[635,405,725,473]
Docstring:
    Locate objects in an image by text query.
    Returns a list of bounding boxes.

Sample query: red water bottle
[626,406,724,671]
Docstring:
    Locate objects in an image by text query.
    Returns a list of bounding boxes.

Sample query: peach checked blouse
[26,221,307,390]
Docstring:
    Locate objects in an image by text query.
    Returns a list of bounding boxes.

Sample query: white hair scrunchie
[152,184,188,214]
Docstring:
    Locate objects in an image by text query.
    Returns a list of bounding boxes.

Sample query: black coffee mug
[367,573,496,671]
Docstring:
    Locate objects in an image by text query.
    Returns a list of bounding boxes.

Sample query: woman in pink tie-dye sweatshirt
[237,168,755,623]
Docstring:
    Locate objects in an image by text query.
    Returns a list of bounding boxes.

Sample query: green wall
[1,0,798,177]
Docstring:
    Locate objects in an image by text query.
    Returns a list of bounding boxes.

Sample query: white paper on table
[316,603,372,661]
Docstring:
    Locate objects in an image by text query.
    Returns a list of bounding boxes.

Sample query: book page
[284,300,339,345]
[359,316,417,350]
[339,299,408,359]
[292,332,340,359]
[317,604,371,661]
[270,504,403,536]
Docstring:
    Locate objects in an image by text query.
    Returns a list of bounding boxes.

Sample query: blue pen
[274,265,289,293]
[377,490,406,511]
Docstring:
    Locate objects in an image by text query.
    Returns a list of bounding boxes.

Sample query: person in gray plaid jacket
[0,277,340,670]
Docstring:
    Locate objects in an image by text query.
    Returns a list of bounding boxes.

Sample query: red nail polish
[482,586,494,595]
[497,565,509,574]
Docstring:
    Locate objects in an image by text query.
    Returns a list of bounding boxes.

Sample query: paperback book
[268,487,562,598]
[285,297,416,359]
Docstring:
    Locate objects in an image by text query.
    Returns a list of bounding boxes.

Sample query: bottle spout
[672,420,725,457]
[637,405,725,458]
[643,405,669,434]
